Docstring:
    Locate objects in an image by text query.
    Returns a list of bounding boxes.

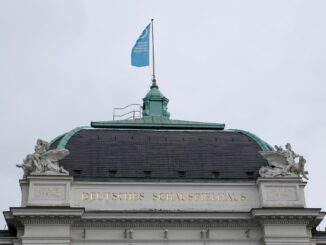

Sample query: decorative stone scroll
[17,139,70,178]
[259,143,308,180]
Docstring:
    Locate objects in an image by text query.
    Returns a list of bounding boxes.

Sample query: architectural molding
[251,208,325,227]
[6,207,84,226]
[73,218,258,228]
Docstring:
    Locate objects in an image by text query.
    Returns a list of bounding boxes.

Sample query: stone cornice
[9,207,84,216]
[256,177,307,186]
[6,207,324,229]
[72,211,258,228]
[0,238,15,244]
[73,218,258,228]
[251,208,325,227]
[7,207,84,225]
[20,217,76,225]
[82,211,253,219]
[26,176,73,181]
[251,208,323,217]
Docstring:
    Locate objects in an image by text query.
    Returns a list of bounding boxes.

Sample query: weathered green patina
[229,129,274,151]
[92,79,225,130]
[142,79,170,119]
[91,118,225,130]
[49,133,66,146]
[313,231,326,238]
[57,126,88,149]
[52,81,273,153]
[0,230,14,237]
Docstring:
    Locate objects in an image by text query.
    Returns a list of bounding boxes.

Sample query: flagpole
[151,19,156,81]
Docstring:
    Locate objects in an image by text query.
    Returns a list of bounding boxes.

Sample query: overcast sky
[0,0,325,229]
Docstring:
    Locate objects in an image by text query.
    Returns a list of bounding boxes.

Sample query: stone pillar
[10,176,84,245]
[23,176,73,207]
[252,208,323,245]
[254,178,323,245]
[10,208,84,245]
[257,177,306,208]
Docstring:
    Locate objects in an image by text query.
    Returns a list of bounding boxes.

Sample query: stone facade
[1,82,325,244]
[1,175,325,245]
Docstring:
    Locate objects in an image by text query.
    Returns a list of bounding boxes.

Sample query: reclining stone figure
[16,139,70,178]
[259,143,308,180]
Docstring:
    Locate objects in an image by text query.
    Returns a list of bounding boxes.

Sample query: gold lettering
[176,193,185,201]
[195,193,202,201]
[118,193,124,201]
[160,193,167,201]
[112,192,119,200]
[153,193,159,201]
[81,192,89,200]
[98,192,105,200]
[217,193,225,201]
[133,192,139,201]
[188,193,195,201]
[105,192,110,200]
[212,193,219,201]
[228,193,238,201]
[139,192,145,200]
[91,192,98,200]
[125,192,131,201]
[240,193,247,201]
[206,193,213,201]
[80,191,249,202]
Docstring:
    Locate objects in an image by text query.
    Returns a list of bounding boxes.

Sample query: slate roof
[53,128,269,180]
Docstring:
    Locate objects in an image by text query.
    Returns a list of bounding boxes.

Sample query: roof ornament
[142,78,170,119]
[16,139,70,178]
[259,143,308,180]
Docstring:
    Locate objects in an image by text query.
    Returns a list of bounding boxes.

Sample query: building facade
[1,80,326,245]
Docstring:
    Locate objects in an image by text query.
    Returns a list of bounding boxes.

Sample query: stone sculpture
[259,143,308,180]
[16,139,70,178]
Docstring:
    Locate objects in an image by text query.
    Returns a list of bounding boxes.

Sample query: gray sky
[0,0,325,229]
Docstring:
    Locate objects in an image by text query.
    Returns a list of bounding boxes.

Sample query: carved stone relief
[17,139,69,178]
[259,143,308,180]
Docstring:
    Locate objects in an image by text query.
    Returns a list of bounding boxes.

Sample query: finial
[151,78,158,89]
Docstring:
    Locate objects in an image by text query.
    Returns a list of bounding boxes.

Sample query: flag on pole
[131,23,151,67]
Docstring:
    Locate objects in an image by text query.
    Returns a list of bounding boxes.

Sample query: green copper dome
[144,80,165,98]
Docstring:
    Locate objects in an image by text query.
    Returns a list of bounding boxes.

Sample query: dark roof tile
[58,129,268,179]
